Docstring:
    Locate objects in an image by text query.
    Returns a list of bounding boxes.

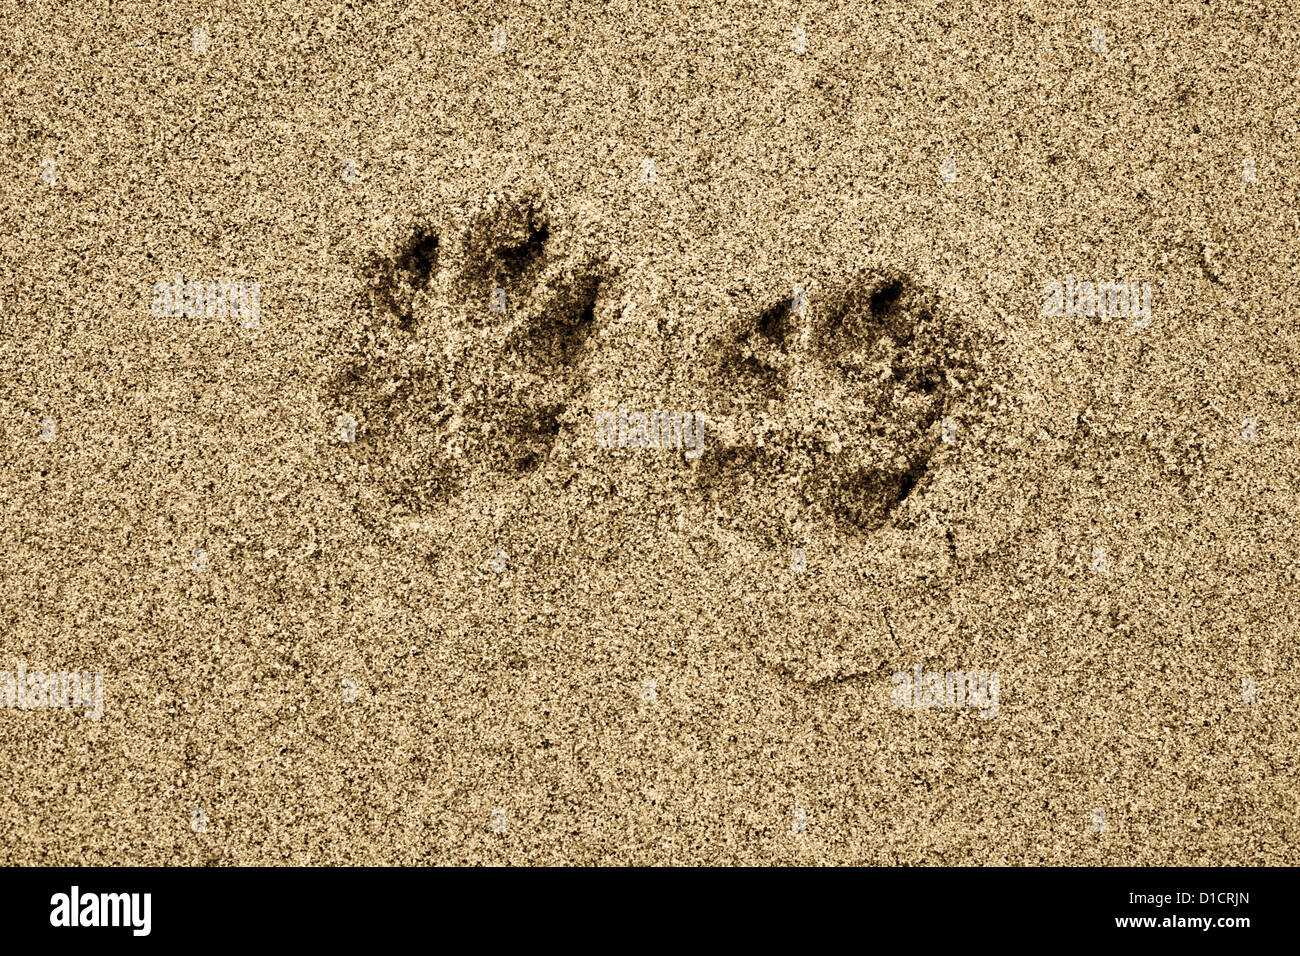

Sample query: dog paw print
[329,194,615,523]
[697,269,971,537]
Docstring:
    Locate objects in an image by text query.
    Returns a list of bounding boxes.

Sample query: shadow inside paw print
[330,195,614,524]
[356,227,442,332]
[698,269,971,538]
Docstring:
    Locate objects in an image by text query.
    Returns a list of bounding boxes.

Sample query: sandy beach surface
[2,1,1297,864]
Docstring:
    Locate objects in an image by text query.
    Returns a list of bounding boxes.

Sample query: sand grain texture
[1,0,1297,864]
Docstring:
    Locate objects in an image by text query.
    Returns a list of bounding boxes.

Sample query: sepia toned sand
[1,1,1297,864]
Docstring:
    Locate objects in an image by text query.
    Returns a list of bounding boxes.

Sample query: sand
[1,0,1296,864]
